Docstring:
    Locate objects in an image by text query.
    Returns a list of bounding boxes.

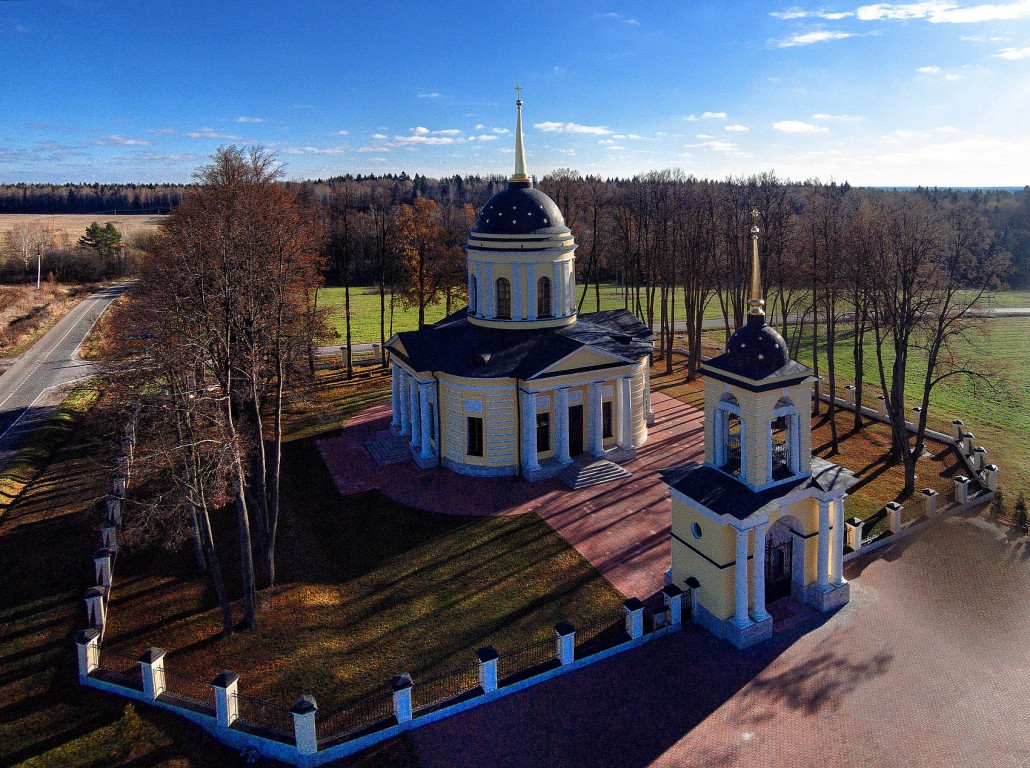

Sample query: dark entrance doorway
[766,539,792,603]
[568,404,584,456]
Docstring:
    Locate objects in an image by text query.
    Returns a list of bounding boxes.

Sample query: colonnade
[390,363,436,462]
[468,257,576,321]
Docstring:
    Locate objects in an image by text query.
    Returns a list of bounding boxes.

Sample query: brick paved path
[317,392,704,599]
[410,510,1030,768]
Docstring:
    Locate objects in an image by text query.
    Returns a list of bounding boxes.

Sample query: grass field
[0,214,165,247]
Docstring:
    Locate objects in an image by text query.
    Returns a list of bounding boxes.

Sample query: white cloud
[773,120,827,133]
[695,133,715,139]
[468,135,499,141]
[335,130,349,135]
[775,30,856,47]
[418,92,441,98]
[236,116,265,124]
[770,8,855,20]
[606,145,626,150]
[936,125,960,132]
[595,11,641,25]
[279,146,347,155]
[685,112,728,121]
[856,1,1030,23]
[492,127,510,134]
[475,123,484,130]
[435,129,462,135]
[534,121,613,135]
[598,139,616,144]
[724,124,750,132]
[945,73,962,79]
[371,133,387,140]
[410,126,430,135]
[392,135,455,146]
[612,133,646,139]
[184,128,242,140]
[700,140,737,152]
[917,65,941,72]
[995,45,1030,59]
[812,113,861,120]
[93,134,151,146]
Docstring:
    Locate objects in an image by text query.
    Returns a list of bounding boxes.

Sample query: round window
[691,522,702,540]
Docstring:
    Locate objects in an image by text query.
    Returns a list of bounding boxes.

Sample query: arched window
[716,394,742,477]
[496,277,511,319]
[537,276,552,317]
[469,273,478,313]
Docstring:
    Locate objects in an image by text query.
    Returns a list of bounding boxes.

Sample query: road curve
[0,282,133,462]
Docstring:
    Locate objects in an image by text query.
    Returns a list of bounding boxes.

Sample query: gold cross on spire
[515,83,522,104]
[748,208,764,315]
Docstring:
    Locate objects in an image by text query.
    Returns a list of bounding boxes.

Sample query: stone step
[559,459,632,490]
[365,435,412,466]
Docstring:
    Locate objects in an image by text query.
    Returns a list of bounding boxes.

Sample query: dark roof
[389,309,653,379]
[662,458,856,521]
[473,183,570,236]
[704,314,811,386]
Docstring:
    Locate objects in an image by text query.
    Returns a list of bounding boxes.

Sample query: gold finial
[511,84,529,183]
[748,208,764,316]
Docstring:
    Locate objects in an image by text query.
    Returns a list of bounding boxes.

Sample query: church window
[536,411,550,452]
[537,276,552,317]
[602,400,613,438]
[469,274,477,313]
[467,417,484,456]
[691,522,702,540]
[496,277,511,319]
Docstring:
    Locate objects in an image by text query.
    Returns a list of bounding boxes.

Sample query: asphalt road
[0,283,132,464]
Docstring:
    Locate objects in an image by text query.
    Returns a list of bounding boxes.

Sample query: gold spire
[511,84,529,183]
[748,208,765,316]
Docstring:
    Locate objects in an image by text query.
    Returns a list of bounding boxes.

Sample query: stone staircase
[364,432,412,466]
[559,457,632,490]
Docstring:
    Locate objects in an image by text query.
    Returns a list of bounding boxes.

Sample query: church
[666,219,856,648]
[385,95,654,481]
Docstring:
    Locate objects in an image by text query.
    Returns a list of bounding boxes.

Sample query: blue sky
[1,1,1028,186]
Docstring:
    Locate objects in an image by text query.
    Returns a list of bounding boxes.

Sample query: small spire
[748,208,765,316]
[511,84,529,184]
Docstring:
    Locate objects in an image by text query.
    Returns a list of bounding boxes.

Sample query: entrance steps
[365,431,412,466]
[559,457,632,490]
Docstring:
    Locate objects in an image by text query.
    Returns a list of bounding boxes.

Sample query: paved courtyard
[409,509,1030,768]
[317,391,703,599]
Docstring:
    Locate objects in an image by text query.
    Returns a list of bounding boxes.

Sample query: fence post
[76,628,101,680]
[139,648,167,700]
[685,577,701,622]
[84,586,106,630]
[554,622,576,665]
[953,475,970,505]
[962,432,974,455]
[984,464,999,492]
[391,674,413,723]
[106,498,122,525]
[920,488,938,516]
[291,695,318,756]
[846,517,864,553]
[93,548,113,587]
[101,525,118,553]
[211,671,240,728]
[886,502,903,534]
[476,646,498,693]
[973,446,988,471]
[876,395,887,419]
[623,598,644,640]
[951,419,964,442]
[112,474,127,498]
[844,385,855,408]
[662,584,683,627]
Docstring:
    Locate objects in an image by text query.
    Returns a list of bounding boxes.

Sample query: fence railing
[162,668,214,712]
[497,635,557,682]
[573,612,627,660]
[97,646,142,689]
[411,662,481,715]
[317,691,395,748]
[233,692,295,743]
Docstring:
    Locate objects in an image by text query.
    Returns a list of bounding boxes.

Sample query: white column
[419,382,433,460]
[513,263,523,320]
[555,388,571,464]
[408,377,421,449]
[790,414,802,473]
[617,376,633,449]
[751,522,771,622]
[398,369,411,436]
[485,262,494,318]
[588,382,604,455]
[831,497,847,586]
[527,263,537,320]
[817,500,831,589]
[554,261,563,317]
[713,410,724,467]
[390,363,401,430]
[467,263,475,313]
[477,260,485,318]
[565,260,575,314]
[643,362,653,421]
[733,527,751,627]
[521,390,540,472]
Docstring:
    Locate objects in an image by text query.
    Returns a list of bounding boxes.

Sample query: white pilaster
[513,263,523,320]
[408,377,421,450]
[485,262,494,318]
[477,260,485,318]
[830,497,847,587]
[618,376,633,449]
[527,263,537,320]
[521,390,540,472]
[588,382,604,455]
[566,260,575,314]
[419,382,433,460]
[467,264,476,314]
[643,362,653,421]
[555,388,571,464]
[751,522,771,622]
[398,369,411,436]
[733,527,751,627]
[390,363,401,430]
[817,500,831,589]
[553,261,563,317]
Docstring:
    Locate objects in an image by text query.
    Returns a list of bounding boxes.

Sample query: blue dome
[473,184,570,236]
[723,314,790,378]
